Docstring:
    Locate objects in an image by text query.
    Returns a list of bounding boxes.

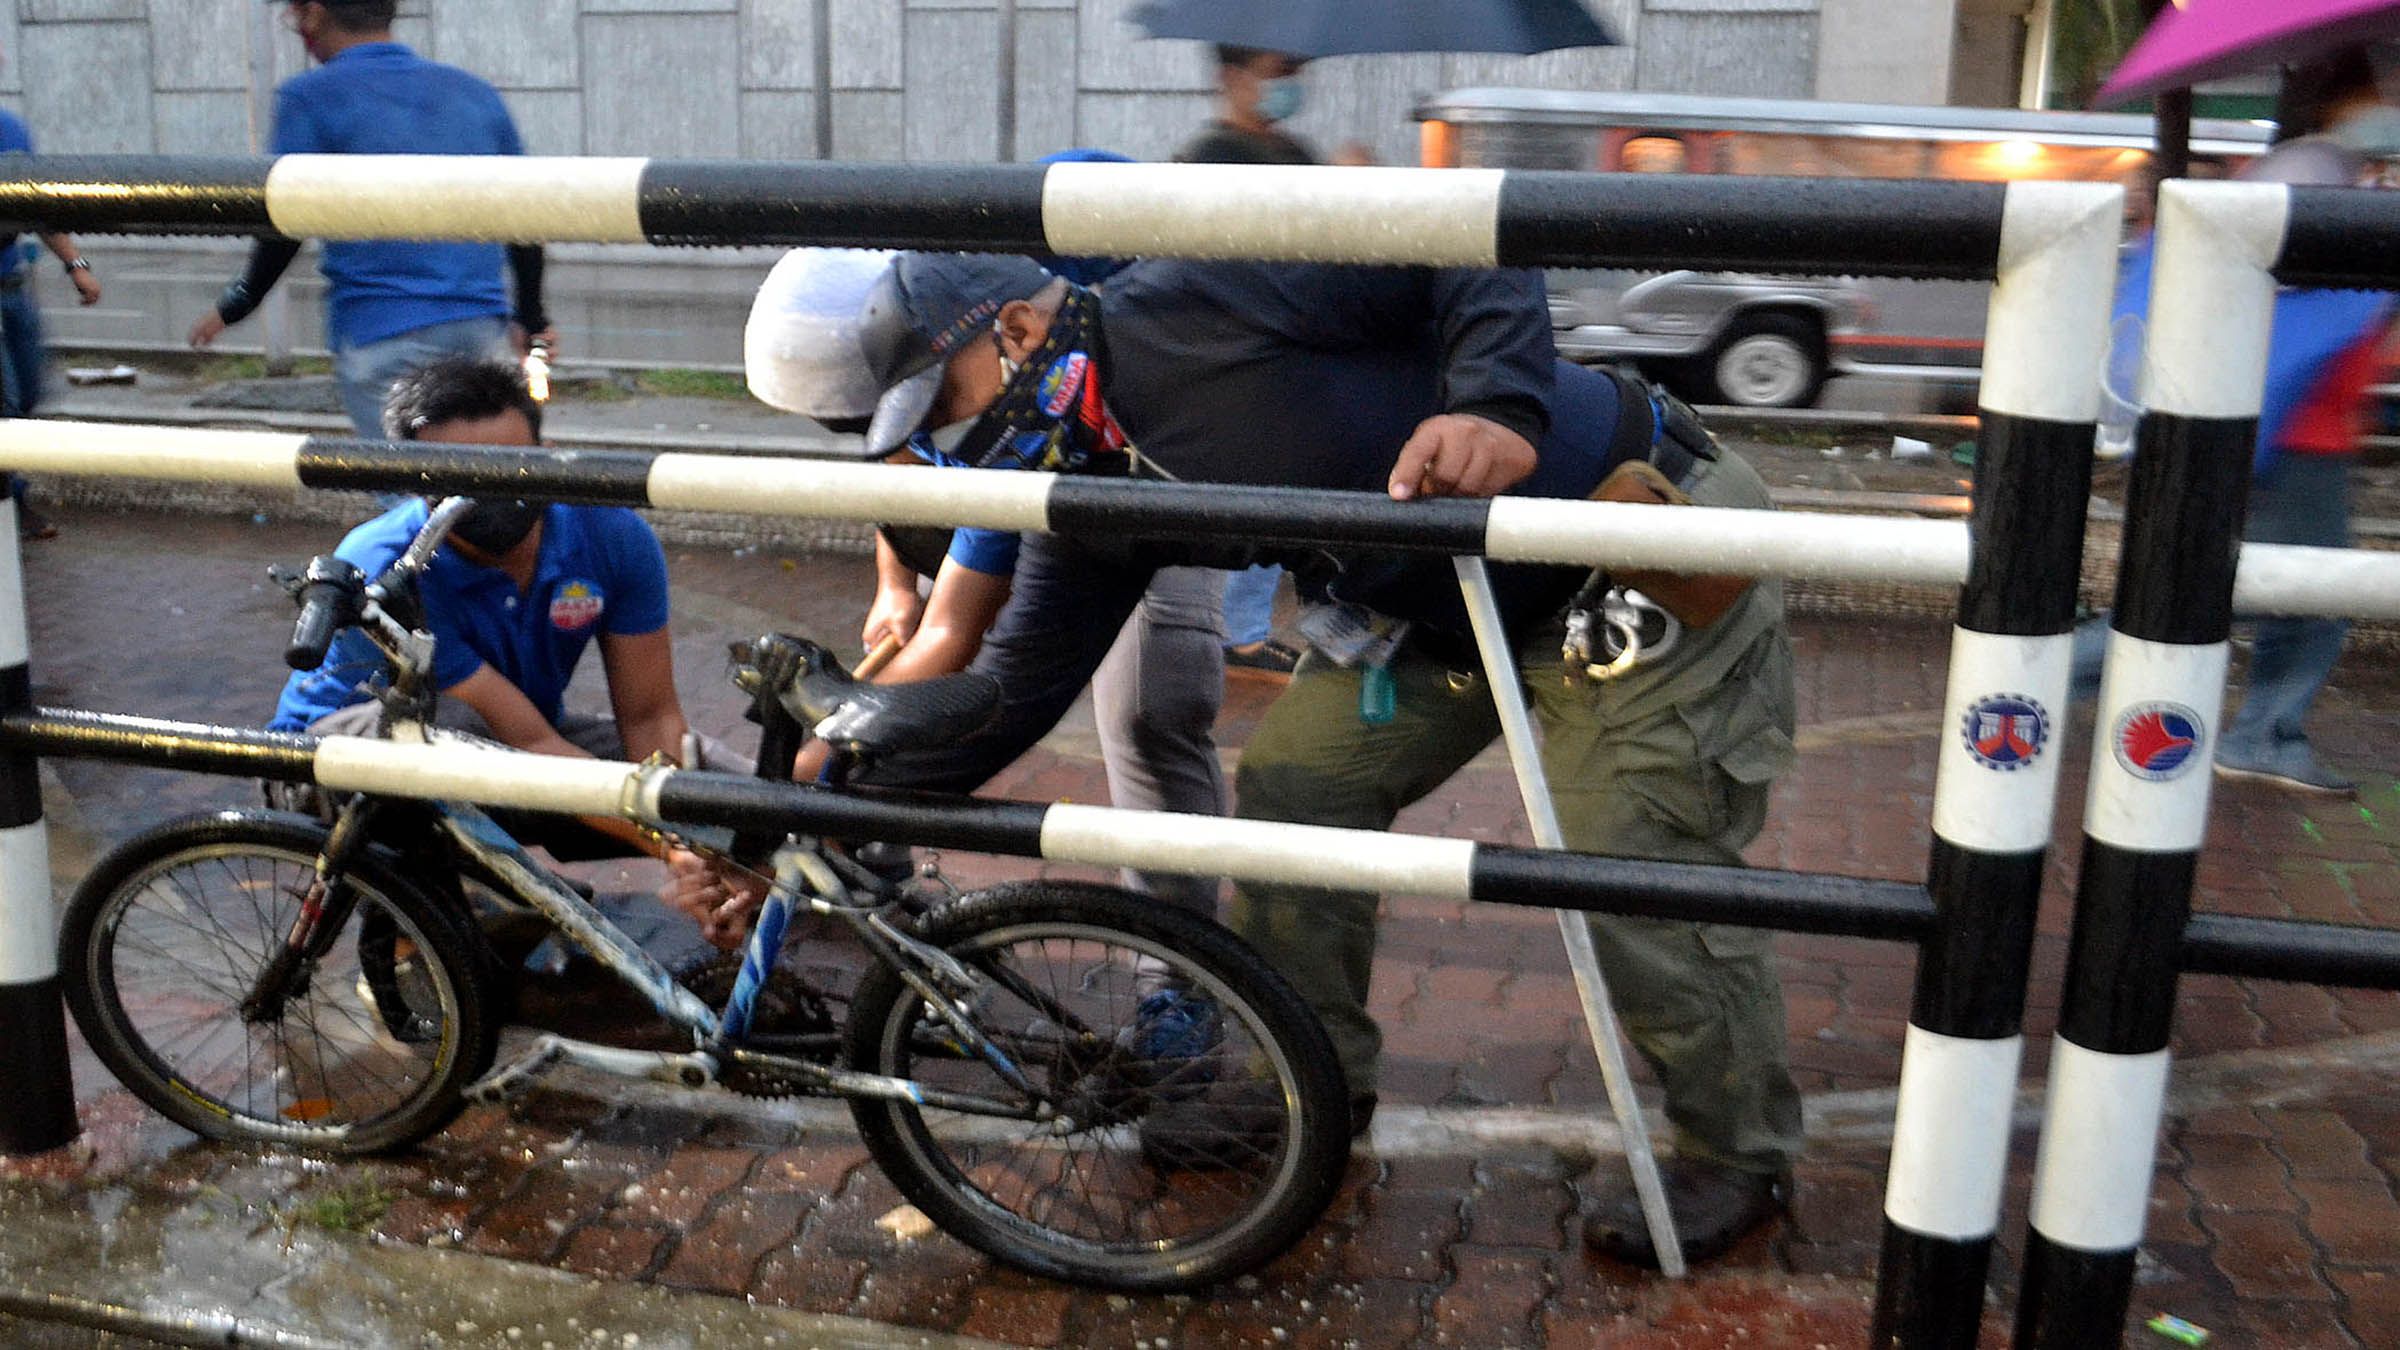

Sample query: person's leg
[2217,453,2354,789]
[1227,647,1499,1101]
[2,286,57,538]
[1539,450,1802,1264]
[1091,564,1229,917]
[862,533,1156,795]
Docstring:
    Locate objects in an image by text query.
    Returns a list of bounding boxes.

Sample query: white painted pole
[1451,556,1684,1278]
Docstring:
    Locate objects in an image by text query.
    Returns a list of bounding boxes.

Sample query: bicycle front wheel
[59,811,499,1155]
[843,881,1350,1291]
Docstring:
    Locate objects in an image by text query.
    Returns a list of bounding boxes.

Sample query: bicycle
[56,497,1351,1291]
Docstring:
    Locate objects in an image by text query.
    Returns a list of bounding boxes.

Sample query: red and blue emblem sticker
[549,579,605,631]
[1962,693,2048,771]
[2112,701,2203,781]
[1038,351,1089,418]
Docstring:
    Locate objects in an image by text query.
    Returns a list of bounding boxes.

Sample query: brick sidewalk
[15,506,2400,1347]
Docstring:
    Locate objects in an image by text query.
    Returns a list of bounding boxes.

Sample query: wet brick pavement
[13,502,2400,1347]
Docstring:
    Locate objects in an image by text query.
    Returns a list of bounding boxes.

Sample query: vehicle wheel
[58,811,499,1155]
[1695,313,1827,409]
[843,881,1349,1292]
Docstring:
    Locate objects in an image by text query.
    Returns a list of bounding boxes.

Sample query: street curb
[0,1181,1013,1350]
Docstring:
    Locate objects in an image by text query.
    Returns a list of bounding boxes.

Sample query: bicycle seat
[764,635,1000,758]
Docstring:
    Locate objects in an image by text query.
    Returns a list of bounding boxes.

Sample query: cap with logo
[744,249,1056,455]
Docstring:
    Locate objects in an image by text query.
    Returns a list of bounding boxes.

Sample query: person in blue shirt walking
[0,98,103,539]
[272,357,741,866]
[189,1,551,439]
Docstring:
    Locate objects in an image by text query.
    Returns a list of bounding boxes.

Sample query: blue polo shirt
[0,111,32,275]
[272,43,520,347]
[270,501,673,732]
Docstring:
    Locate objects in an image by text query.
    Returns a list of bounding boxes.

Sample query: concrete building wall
[1817,0,1956,106]
[0,0,1969,171]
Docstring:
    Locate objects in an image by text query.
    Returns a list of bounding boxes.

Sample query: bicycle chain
[673,951,842,1099]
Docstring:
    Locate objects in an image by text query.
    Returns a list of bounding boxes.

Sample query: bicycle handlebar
[286,557,365,671]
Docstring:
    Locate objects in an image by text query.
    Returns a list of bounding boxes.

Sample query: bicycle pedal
[465,1035,567,1104]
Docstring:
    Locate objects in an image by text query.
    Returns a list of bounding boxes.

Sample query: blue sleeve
[269,86,323,156]
[597,510,672,636]
[946,527,1021,577]
[1,120,32,155]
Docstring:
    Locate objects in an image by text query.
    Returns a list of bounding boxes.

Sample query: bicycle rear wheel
[843,881,1349,1291]
[59,811,499,1155]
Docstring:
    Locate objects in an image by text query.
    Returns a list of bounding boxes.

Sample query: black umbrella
[1128,0,1616,58]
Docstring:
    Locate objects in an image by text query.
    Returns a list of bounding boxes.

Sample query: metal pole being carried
[0,498,76,1157]
[1451,556,1683,1278]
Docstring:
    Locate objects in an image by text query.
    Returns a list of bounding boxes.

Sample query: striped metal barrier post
[2014,179,2283,1345]
[1873,182,2120,1348]
[0,501,75,1157]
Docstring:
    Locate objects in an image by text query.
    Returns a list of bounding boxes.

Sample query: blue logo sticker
[1962,693,2048,771]
[2112,701,2203,781]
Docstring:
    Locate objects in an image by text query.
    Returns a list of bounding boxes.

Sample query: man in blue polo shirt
[271,358,737,860]
[190,1,551,439]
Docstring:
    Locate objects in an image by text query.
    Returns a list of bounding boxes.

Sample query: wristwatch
[63,259,90,275]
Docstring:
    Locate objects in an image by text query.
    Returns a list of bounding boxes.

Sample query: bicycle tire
[59,810,500,1155]
[843,881,1349,1291]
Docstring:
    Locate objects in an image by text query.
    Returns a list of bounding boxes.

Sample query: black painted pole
[1872,182,2118,1348]
[0,499,77,1156]
[2014,179,2282,1347]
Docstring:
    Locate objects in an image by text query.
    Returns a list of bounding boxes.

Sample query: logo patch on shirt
[2112,701,2203,781]
[550,580,605,631]
[1038,351,1088,418]
[1961,693,2047,771]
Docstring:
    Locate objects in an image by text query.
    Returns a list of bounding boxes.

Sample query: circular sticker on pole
[2112,701,2204,781]
[1962,693,2049,771]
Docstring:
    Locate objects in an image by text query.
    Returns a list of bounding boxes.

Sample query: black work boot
[1581,1158,1789,1269]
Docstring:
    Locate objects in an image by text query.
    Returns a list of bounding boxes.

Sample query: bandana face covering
[910,285,1130,475]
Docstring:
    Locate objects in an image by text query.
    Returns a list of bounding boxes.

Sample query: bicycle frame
[285,499,1058,1119]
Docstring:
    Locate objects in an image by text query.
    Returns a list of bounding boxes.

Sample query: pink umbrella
[2097,0,2400,107]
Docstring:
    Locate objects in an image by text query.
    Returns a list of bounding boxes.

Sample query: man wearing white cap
[719,247,1802,1268]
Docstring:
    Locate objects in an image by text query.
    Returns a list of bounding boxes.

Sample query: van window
[1618,135,1690,174]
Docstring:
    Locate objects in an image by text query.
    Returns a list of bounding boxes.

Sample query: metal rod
[1451,557,1683,1277]
[810,0,834,161]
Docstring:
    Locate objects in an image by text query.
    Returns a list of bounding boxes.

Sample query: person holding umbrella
[1178,45,1373,170]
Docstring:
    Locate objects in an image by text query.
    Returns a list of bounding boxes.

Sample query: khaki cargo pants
[1228,450,1805,1176]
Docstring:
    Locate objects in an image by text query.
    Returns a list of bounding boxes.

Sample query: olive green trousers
[1228,451,1804,1176]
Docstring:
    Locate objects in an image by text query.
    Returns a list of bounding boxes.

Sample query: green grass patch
[632,368,751,400]
[283,1179,396,1237]
[207,353,334,381]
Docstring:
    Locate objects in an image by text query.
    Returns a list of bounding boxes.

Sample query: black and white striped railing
[4,423,2396,621]
[1872,185,2117,1348]
[3,708,1935,941]
[0,154,2030,274]
[0,503,72,1156]
[2012,179,2282,1347]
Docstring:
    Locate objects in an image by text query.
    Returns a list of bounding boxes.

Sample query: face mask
[1257,77,1305,124]
[450,499,544,556]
